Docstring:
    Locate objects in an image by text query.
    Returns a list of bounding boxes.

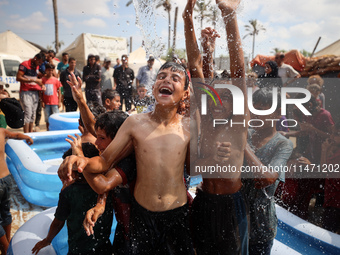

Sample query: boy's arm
[58,116,134,182]
[68,72,97,137]
[83,193,107,236]
[183,0,204,80]
[4,129,33,145]
[83,168,123,194]
[58,85,62,108]
[201,27,220,79]
[31,218,65,255]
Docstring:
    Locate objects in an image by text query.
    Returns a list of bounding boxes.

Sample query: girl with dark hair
[257,60,283,88]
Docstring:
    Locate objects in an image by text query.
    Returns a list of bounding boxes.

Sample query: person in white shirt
[100,58,114,91]
[275,53,301,86]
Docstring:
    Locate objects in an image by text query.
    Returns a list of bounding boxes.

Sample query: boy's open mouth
[159,87,173,95]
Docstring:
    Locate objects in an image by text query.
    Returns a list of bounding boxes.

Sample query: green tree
[194,0,212,32]
[271,48,287,55]
[300,49,311,57]
[243,19,266,59]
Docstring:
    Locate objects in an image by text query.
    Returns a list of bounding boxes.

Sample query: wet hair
[265,61,279,78]
[307,75,324,87]
[62,52,69,57]
[34,52,46,61]
[45,63,55,70]
[137,84,146,89]
[101,89,120,105]
[158,62,190,90]
[95,55,100,62]
[62,142,99,159]
[121,54,128,60]
[87,101,106,118]
[306,84,322,94]
[48,50,56,56]
[95,110,129,140]
[252,87,282,110]
[69,57,76,62]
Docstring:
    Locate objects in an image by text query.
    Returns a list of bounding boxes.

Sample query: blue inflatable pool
[5,130,80,207]
[49,112,80,131]
[8,207,117,255]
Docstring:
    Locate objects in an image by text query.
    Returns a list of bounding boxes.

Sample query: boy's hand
[214,142,231,163]
[67,73,83,103]
[216,0,240,15]
[32,238,50,255]
[297,156,311,166]
[83,205,105,236]
[58,155,89,182]
[201,27,220,54]
[299,122,314,133]
[65,134,83,157]
[322,139,333,152]
[25,136,34,145]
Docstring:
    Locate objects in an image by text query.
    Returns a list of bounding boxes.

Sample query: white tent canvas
[315,39,340,57]
[57,33,128,71]
[0,30,40,61]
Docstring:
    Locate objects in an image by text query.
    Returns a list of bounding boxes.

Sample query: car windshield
[3,59,20,76]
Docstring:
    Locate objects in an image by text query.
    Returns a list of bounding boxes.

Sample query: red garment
[18,59,42,92]
[42,77,62,105]
[324,148,340,208]
[306,109,334,163]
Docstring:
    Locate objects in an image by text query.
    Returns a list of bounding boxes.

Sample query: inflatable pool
[49,112,80,131]
[188,176,340,254]
[8,207,117,255]
[5,129,80,207]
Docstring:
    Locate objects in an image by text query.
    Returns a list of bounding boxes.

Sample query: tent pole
[310,37,321,58]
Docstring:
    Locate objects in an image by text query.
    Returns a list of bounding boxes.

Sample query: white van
[0,53,22,99]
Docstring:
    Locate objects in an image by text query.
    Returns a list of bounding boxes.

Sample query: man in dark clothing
[83,54,102,105]
[60,57,81,112]
[113,54,135,111]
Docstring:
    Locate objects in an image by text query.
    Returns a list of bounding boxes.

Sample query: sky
[0,0,339,60]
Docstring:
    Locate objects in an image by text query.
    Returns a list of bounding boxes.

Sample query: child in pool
[32,143,114,255]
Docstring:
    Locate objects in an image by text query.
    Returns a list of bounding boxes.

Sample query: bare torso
[130,113,190,211]
[200,115,247,194]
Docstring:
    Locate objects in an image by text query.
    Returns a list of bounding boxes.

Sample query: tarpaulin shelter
[56,33,128,71]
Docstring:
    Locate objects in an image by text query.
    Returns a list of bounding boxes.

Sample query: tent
[314,39,340,57]
[0,30,40,61]
[56,33,128,71]
[128,47,165,79]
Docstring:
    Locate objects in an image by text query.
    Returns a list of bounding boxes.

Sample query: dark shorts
[0,175,13,237]
[191,188,249,255]
[129,197,195,255]
[68,241,112,255]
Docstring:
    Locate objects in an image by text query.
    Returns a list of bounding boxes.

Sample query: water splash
[132,0,166,59]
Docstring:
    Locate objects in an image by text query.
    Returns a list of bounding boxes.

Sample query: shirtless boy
[0,128,33,254]
[184,0,249,254]
[58,62,195,254]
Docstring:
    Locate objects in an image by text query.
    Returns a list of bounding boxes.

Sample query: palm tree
[243,19,266,59]
[271,48,286,54]
[206,5,219,29]
[194,0,212,32]
[126,0,172,51]
[52,0,59,53]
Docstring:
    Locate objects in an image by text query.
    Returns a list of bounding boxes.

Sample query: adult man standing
[136,56,156,89]
[113,58,121,69]
[100,58,114,91]
[113,55,134,111]
[16,52,45,133]
[275,53,301,86]
[60,57,81,112]
[57,52,69,78]
[83,54,102,105]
